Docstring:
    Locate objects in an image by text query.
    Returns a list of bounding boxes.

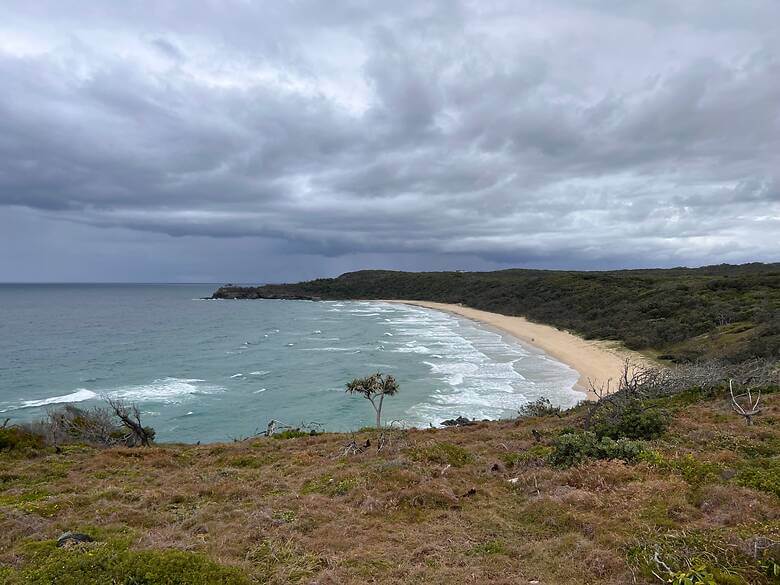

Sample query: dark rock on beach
[440,416,476,427]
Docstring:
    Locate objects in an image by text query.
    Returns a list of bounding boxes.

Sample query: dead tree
[584,359,670,431]
[729,379,762,425]
[44,404,120,446]
[106,398,155,446]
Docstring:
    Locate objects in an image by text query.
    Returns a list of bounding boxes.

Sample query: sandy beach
[385,300,645,400]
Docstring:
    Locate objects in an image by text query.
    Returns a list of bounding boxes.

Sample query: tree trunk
[376,394,385,428]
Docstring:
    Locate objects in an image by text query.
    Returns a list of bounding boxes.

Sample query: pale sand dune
[384,300,646,400]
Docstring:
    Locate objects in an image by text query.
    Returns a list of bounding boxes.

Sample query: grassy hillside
[214,263,780,363]
[2,386,779,584]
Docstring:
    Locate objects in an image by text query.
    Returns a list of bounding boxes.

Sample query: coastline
[383,300,644,400]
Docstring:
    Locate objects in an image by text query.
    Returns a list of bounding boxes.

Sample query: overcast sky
[1,1,778,282]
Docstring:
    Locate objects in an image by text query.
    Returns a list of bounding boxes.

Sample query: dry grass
[1,391,779,584]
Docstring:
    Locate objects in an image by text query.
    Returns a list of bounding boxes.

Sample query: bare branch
[729,378,762,425]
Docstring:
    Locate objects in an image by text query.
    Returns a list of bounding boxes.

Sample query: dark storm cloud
[0,0,778,281]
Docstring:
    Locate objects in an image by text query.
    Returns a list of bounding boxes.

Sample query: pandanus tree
[345,373,399,428]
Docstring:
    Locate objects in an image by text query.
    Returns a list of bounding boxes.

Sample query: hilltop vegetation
[213,263,780,363]
[1,380,779,583]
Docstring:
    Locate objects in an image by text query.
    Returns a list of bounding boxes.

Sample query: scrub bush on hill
[548,431,645,467]
[591,402,668,441]
[4,401,155,450]
[519,397,562,417]
[0,426,45,454]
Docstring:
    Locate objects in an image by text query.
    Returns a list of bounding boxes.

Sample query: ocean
[0,284,583,442]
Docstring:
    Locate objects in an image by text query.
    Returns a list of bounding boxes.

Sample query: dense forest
[212,263,780,362]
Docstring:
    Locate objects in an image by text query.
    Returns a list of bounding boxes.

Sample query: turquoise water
[0,284,583,442]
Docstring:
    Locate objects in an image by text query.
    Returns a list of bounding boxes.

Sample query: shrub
[518,397,562,417]
[0,426,45,454]
[5,540,250,584]
[592,403,668,441]
[597,436,646,462]
[640,452,722,487]
[548,431,645,467]
[27,403,155,448]
[736,458,780,498]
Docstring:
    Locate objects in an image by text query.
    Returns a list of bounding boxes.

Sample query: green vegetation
[214,263,780,362]
[591,402,669,440]
[629,527,780,585]
[407,441,474,467]
[300,474,358,496]
[4,539,250,585]
[548,431,646,467]
[0,426,45,454]
[467,539,508,556]
[736,458,780,498]
[518,396,562,417]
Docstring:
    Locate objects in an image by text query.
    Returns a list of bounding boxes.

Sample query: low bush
[5,540,250,584]
[736,458,780,498]
[518,397,562,417]
[548,431,645,467]
[0,426,45,454]
[640,452,722,487]
[592,403,668,441]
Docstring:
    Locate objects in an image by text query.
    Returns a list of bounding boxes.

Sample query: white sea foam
[109,378,221,403]
[252,388,267,394]
[376,302,581,427]
[18,389,98,409]
[300,346,362,352]
[249,371,270,376]
[230,373,244,379]
[12,377,219,411]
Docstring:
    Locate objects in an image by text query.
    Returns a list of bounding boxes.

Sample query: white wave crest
[19,389,98,409]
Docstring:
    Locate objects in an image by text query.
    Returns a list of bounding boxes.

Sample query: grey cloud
[0,0,778,281]
[150,37,184,61]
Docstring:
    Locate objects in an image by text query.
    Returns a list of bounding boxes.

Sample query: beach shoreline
[382,300,645,400]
